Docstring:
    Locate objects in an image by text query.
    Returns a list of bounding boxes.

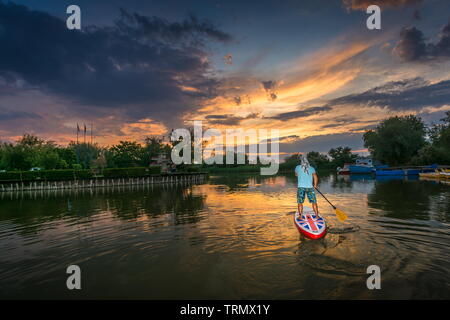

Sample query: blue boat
[349,165,374,174]
[404,169,420,175]
[376,168,427,176]
[375,169,404,176]
[349,158,375,174]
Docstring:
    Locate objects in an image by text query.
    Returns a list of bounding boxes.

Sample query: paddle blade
[335,208,348,222]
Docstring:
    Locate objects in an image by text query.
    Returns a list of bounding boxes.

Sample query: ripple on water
[0,174,449,299]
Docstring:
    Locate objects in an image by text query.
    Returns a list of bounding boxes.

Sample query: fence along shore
[0,172,208,193]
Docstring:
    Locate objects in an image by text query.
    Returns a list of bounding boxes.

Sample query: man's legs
[312,203,319,216]
[298,203,303,215]
[308,188,320,217]
[297,188,305,214]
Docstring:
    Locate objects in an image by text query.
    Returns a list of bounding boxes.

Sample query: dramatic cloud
[278,135,301,143]
[329,77,450,111]
[117,9,231,42]
[393,27,428,61]
[279,132,365,154]
[267,106,332,121]
[0,106,41,122]
[393,21,450,62]
[342,0,422,10]
[0,2,231,128]
[261,80,278,101]
[205,113,259,125]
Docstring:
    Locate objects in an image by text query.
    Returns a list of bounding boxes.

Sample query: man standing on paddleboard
[295,155,319,216]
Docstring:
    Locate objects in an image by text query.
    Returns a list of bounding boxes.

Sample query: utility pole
[76,123,79,144]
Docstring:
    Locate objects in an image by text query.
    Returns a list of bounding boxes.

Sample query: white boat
[337,163,351,175]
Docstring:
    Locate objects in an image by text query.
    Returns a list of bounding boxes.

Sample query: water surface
[0,173,449,299]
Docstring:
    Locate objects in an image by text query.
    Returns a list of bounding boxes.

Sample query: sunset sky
[1,0,450,158]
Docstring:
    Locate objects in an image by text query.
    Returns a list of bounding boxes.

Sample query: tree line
[282,146,358,171]
[2,111,448,172]
[363,112,450,166]
[283,112,450,169]
[0,134,170,171]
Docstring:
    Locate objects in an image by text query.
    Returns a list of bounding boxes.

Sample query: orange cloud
[188,40,372,143]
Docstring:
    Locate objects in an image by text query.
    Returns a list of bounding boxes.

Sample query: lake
[0,173,449,299]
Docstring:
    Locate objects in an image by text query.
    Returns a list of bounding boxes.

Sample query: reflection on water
[0,173,449,299]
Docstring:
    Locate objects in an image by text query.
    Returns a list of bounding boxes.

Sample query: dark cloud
[393,27,428,61]
[321,118,378,130]
[232,95,252,106]
[267,106,332,121]
[117,9,232,43]
[342,0,422,10]
[394,21,450,62]
[278,135,301,143]
[279,132,365,155]
[261,80,276,91]
[205,114,230,119]
[0,2,231,127]
[350,124,378,132]
[205,113,259,125]
[261,80,277,101]
[0,106,41,121]
[320,122,348,129]
[329,77,450,111]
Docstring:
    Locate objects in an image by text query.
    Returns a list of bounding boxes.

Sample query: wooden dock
[0,172,208,193]
[378,165,450,170]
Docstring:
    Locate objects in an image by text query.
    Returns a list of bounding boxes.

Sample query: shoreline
[0,172,208,192]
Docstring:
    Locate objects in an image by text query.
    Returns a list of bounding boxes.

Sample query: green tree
[0,134,47,170]
[37,150,61,169]
[284,153,300,163]
[110,141,145,167]
[328,146,357,168]
[307,151,330,169]
[0,142,34,170]
[363,115,426,166]
[412,111,450,165]
[432,111,450,149]
[71,142,101,169]
[56,147,77,168]
[143,136,171,165]
[18,133,45,148]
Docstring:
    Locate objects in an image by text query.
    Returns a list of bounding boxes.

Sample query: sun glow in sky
[2,0,450,158]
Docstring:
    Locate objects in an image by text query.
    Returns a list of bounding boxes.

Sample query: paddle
[314,187,348,222]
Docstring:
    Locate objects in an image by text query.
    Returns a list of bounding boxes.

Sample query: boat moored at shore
[348,158,375,174]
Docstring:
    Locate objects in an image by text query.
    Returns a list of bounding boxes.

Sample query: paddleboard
[294,206,327,239]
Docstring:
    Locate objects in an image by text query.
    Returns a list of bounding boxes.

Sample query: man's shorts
[297,187,317,204]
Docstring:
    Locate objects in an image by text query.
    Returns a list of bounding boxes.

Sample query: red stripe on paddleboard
[306,214,318,232]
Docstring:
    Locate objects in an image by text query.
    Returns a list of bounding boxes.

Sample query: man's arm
[313,173,318,188]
